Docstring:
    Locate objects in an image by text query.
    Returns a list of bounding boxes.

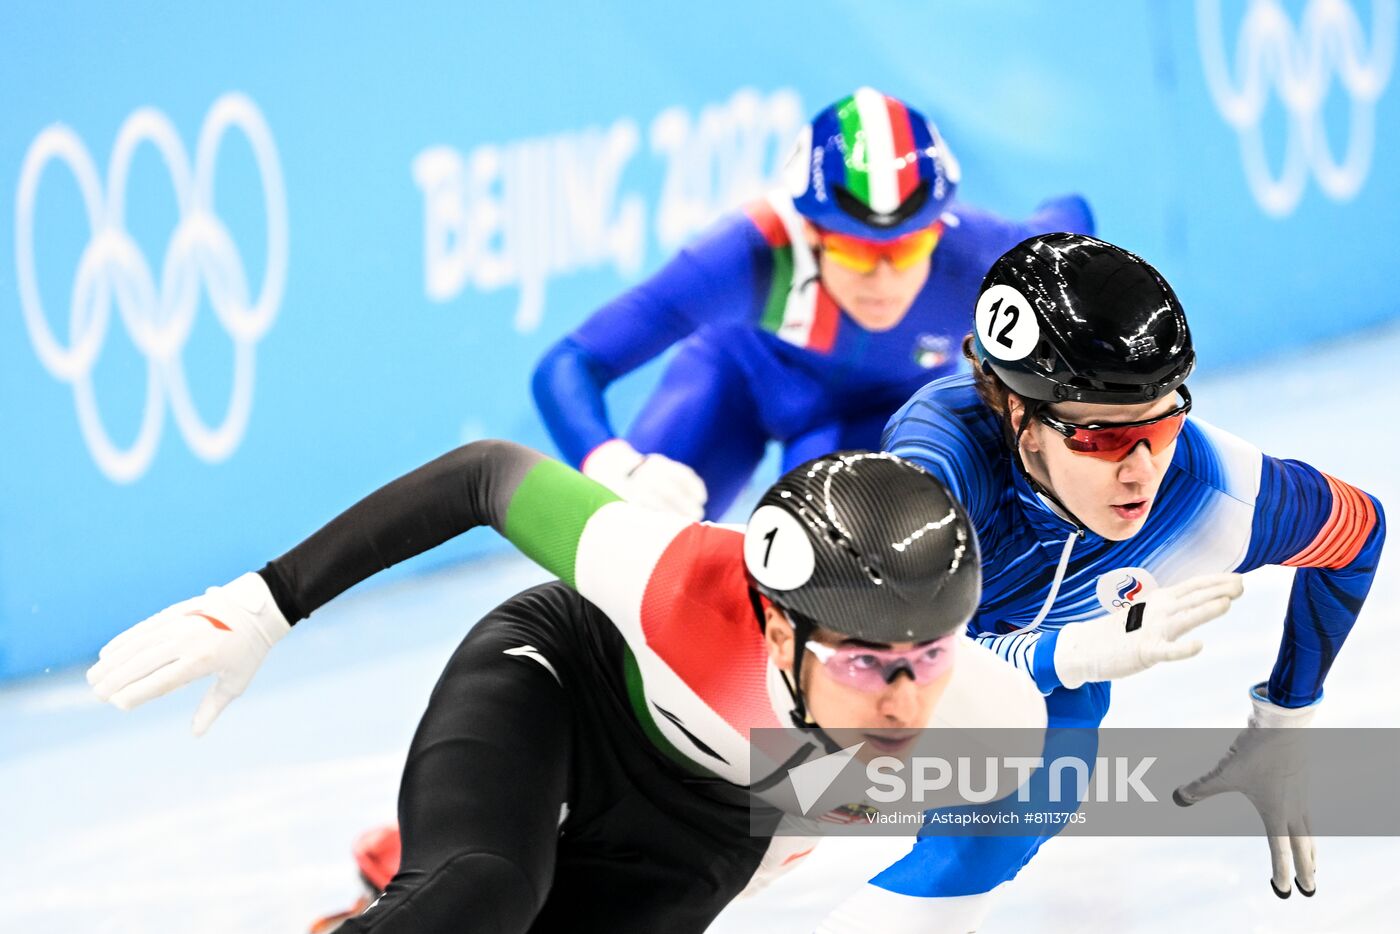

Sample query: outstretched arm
[1244,455,1384,706]
[259,442,611,620]
[531,210,769,466]
[1174,453,1384,899]
[87,441,684,733]
[970,574,1244,694]
[532,210,770,518]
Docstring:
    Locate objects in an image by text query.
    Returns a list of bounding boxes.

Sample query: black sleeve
[257,440,543,622]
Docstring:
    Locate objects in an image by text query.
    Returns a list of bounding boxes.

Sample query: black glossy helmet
[743,451,980,643]
[971,233,1194,405]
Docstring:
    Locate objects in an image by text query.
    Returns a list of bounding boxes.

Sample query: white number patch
[745,505,815,591]
[975,284,1040,361]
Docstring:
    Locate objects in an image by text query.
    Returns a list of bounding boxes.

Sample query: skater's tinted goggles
[816,222,944,274]
[805,635,956,692]
[1036,388,1192,462]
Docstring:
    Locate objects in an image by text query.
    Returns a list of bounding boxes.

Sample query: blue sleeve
[531,214,770,465]
[530,340,618,465]
[972,629,1064,695]
[880,382,1000,531]
[1239,456,1386,707]
[940,195,1094,292]
[1025,193,1095,237]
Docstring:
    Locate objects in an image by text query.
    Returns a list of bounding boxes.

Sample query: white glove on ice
[87,572,290,736]
[1174,684,1319,898]
[1053,573,1243,689]
[582,438,708,520]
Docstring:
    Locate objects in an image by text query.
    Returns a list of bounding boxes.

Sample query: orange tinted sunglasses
[816,222,944,274]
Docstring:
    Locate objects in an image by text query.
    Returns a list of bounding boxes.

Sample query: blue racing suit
[532,192,1094,518]
[866,374,1385,901]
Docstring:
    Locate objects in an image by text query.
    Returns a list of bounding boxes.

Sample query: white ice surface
[4,326,1399,933]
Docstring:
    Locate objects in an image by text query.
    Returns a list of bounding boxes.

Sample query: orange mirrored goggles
[816,222,944,273]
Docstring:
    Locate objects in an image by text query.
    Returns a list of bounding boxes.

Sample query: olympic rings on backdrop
[14,92,288,482]
[1198,0,1397,217]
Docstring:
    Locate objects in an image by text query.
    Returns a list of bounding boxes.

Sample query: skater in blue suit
[816,233,1386,931]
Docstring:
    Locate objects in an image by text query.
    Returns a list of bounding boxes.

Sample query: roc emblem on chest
[1095,567,1159,613]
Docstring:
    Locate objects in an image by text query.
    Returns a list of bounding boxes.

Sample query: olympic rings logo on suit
[1197,0,1397,217]
[15,92,288,483]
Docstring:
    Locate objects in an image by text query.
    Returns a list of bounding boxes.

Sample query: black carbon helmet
[743,451,980,643]
[971,233,1194,405]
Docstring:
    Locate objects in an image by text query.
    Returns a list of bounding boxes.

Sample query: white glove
[1174,684,1318,898]
[1053,573,1243,689]
[581,438,707,520]
[87,572,290,736]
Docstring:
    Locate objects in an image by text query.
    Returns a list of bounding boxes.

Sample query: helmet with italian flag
[784,88,959,241]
